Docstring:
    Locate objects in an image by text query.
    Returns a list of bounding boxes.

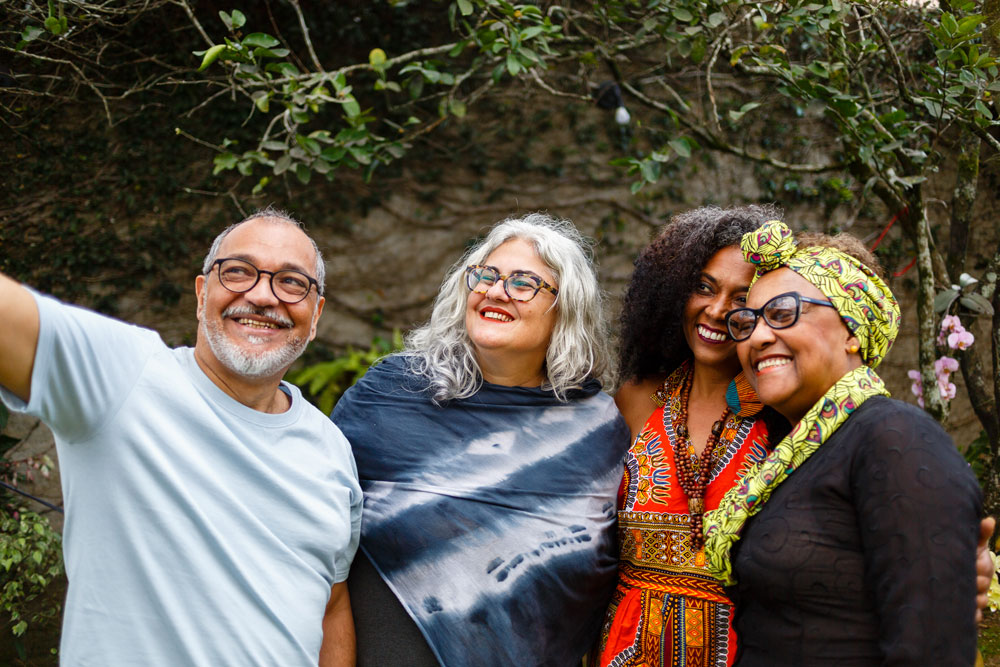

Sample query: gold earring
[849,344,859,354]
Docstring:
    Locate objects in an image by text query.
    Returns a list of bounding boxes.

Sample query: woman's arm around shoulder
[614,375,665,444]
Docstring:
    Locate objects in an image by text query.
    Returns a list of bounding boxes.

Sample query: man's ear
[308,296,325,341]
[195,275,206,321]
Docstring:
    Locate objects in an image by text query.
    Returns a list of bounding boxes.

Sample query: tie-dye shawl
[332,355,629,667]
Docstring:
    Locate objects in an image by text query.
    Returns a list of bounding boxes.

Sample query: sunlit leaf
[668,138,691,158]
[343,98,361,117]
[933,288,959,313]
[960,294,995,316]
[242,33,280,49]
[197,44,227,71]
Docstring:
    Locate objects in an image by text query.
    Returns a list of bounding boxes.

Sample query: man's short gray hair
[201,206,326,295]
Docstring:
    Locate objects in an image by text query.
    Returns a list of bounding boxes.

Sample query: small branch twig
[622,81,844,173]
[286,0,323,72]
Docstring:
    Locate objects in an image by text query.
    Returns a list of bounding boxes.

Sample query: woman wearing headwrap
[705,220,983,665]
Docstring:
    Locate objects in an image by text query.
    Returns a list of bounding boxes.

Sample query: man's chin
[221,347,301,379]
[203,322,306,379]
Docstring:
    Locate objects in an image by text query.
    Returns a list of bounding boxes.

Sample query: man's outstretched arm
[0,273,39,402]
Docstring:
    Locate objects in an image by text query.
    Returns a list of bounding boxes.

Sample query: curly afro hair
[617,204,784,385]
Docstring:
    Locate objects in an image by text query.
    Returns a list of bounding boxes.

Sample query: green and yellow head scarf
[740,219,900,367]
[704,220,901,586]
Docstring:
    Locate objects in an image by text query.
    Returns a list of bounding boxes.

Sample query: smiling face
[737,267,860,423]
[195,218,325,381]
[464,238,559,386]
[681,245,755,379]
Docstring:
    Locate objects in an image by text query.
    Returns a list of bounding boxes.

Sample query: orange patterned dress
[596,364,769,667]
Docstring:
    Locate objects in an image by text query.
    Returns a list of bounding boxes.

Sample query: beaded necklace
[670,366,731,550]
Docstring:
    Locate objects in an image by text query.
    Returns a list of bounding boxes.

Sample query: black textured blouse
[727,396,982,666]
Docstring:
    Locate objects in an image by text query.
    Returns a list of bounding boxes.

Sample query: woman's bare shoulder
[614,375,666,438]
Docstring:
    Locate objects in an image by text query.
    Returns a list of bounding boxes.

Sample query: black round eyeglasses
[210,258,321,304]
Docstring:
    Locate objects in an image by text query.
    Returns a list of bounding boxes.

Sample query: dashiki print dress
[596,363,769,667]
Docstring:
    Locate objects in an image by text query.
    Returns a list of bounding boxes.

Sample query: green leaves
[672,8,693,22]
[197,44,227,72]
[191,22,289,74]
[0,508,63,642]
[242,33,279,49]
[728,102,761,123]
[506,52,522,75]
[212,151,238,175]
[614,133,696,192]
[667,137,692,158]
[288,331,404,414]
[43,15,67,36]
[182,1,576,193]
[219,9,246,31]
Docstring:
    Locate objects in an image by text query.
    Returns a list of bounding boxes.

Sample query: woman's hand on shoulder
[977,516,996,623]
[614,376,664,443]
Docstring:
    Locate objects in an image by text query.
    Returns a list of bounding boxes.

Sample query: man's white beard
[200,304,309,378]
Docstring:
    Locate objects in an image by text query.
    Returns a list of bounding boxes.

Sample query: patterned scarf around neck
[704,364,890,585]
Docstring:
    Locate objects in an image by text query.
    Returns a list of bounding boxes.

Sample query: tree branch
[621,81,845,173]
[869,13,915,107]
[529,69,591,102]
[286,0,323,72]
[970,122,1000,154]
[169,0,213,46]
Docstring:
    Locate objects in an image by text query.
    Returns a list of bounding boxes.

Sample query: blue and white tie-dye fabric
[332,355,629,667]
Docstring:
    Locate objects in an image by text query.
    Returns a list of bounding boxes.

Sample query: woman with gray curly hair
[332,212,629,666]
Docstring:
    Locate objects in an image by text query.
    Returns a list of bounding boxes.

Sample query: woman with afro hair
[594,204,786,667]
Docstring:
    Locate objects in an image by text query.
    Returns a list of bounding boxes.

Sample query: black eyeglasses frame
[725,291,836,342]
[210,257,321,304]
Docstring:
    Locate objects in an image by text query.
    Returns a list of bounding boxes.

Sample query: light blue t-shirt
[0,293,362,666]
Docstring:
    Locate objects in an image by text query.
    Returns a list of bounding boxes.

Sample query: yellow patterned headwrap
[740,220,900,368]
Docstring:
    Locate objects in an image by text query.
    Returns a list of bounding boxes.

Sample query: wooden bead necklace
[670,366,731,550]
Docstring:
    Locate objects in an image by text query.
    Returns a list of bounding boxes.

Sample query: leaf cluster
[0,507,62,646]
[287,330,404,415]
[935,270,997,317]
[185,2,563,191]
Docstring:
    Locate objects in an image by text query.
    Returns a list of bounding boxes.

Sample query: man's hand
[319,581,355,667]
[0,274,40,402]
[977,516,996,624]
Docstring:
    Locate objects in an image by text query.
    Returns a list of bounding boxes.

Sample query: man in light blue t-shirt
[0,209,362,666]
